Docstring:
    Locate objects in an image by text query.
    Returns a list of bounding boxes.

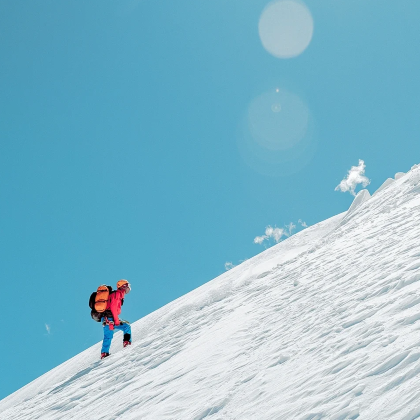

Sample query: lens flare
[259,0,314,59]
[248,89,309,151]
[237,88,317,176]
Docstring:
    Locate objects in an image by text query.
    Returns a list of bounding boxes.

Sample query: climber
[100,279,132,359]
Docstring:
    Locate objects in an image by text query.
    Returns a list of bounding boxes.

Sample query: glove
[109,323,114,331]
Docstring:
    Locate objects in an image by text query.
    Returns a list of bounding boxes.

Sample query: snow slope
[3,166,420,419]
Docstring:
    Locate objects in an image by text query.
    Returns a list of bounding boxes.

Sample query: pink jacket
[106,289,125,325]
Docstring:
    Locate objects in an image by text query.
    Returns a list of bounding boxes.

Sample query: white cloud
[265,226,274,237]
[254,225,285,245]
[254,225,286,245]
[254,235,268,244]
[285,222,296,237]
[298,219,308,228]
[272,227,284,242]
[335,159,371,196]
[254,220,308,246]
[45,324,51,334]
[225,262,235,271]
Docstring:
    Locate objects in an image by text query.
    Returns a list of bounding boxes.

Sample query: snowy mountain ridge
[3,165,420,419]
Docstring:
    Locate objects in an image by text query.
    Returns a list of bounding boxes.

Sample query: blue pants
[101,318,131,354]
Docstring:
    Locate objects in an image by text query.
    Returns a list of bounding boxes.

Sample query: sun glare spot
[248,89,309,151]
[237,87,317,176]
[259,0,314,59]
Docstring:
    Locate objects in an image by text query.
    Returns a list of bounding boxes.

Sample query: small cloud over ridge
[254,220,308,246]
[335,159,370,196]
[225,262,235,271]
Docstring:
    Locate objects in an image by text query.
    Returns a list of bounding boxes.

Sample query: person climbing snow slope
[101,279,132,359]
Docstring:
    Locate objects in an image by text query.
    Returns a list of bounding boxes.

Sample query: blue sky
[1,0,420,399]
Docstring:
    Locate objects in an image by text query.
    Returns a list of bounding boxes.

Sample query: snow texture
[374,178,395,196]
[2,166,420,419]
[340,189,371,226]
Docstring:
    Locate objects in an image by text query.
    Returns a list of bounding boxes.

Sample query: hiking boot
[123,341,131,348]
[101,352,110,359]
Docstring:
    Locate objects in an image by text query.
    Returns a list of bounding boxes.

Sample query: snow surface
[340,189,371,226]
[373,178,395,196]
[2,168,420,419]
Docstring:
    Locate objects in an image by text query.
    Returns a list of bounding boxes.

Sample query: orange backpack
[94,285,110,312]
